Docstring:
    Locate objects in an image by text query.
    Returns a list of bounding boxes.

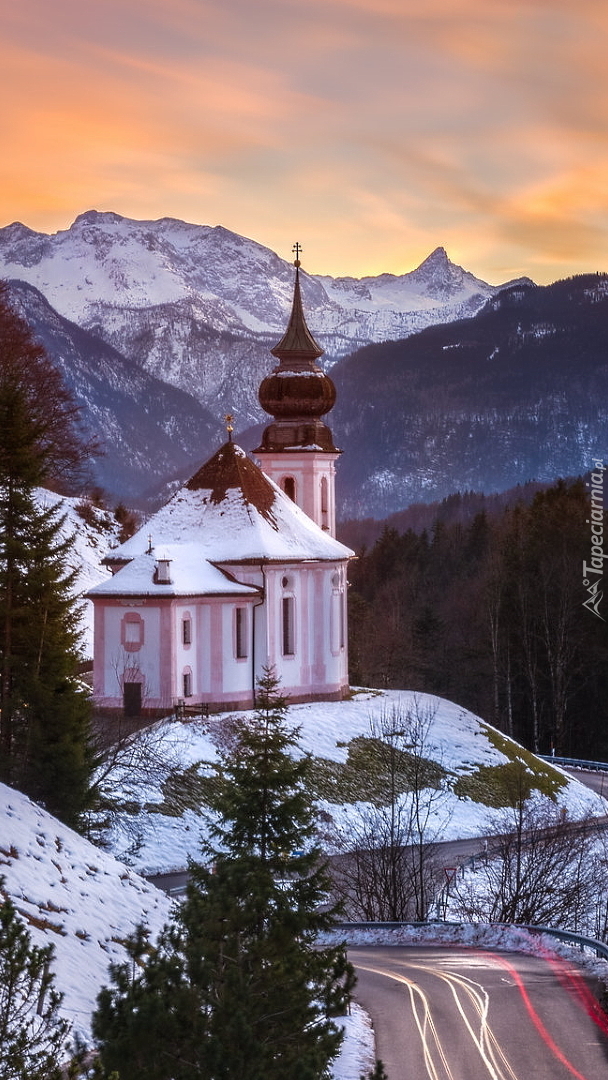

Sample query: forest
[347,477,608,759]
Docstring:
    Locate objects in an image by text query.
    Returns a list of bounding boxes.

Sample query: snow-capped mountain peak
[0,211,532,457]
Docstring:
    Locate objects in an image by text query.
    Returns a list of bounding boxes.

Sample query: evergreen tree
[92,669,354,1079]
[0,284,95,826]
[362,1063,389,1080]
[0,884,70,1080]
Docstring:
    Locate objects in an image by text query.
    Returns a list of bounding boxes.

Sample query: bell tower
[254,246,340,535]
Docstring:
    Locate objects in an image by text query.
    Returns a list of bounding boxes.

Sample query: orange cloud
[2,0,608,284]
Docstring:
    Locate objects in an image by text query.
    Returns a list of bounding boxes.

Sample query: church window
[321,476,329,530]
[331,575,345,654]
[183,669,193,698]
[282,596,295,656]
[121,613,144,652]
[235,606,248,659]
[282,476,296,501]
[182,616,192,646]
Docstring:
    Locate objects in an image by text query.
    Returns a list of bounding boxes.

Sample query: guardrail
[538,754,608,773]
[337,920,608,961]
[520,924,608,960]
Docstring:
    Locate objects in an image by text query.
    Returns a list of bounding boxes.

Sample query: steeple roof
[257,257,338,454]
[270,266,324,369]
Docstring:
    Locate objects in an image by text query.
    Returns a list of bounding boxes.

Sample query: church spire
[256,250,338,454]
[254,247,341,535]
[270,249,324,369]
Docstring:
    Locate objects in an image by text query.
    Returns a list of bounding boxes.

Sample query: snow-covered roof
[87,545,260,599]
[104,441,353,566]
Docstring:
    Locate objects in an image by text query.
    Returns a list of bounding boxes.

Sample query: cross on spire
[292,241,302,267]
[224,413,234,441]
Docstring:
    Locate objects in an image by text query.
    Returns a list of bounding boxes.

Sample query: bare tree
[330,697,450,921]
[448,776,598,929]
[85,712,213,852]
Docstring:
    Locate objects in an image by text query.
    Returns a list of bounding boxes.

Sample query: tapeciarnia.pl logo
[582,460,605,620]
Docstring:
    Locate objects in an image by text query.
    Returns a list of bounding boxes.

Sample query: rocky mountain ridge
[5,279,223,500]
[0,211,529,424]
[331,274,608,516]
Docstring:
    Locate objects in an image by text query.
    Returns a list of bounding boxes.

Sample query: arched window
[282,596,295,655]
[320,476,329,530]
[182,668,193,698]
[235,606,248,659]
[182,614,192,646]
[331,571,345,653]
[282,476,296,502]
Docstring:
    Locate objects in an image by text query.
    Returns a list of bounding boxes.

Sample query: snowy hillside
[0,686,605,1067]
[101,689,606,876]
[0,782,172,1045]
[34,488,118,657]
[0,774,374,1076]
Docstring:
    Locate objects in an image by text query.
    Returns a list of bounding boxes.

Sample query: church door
[123,681,142,717]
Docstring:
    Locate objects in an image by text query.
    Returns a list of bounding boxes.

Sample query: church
[88,257,353,715]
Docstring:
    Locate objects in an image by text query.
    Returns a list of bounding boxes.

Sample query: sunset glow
[2,0,608,282]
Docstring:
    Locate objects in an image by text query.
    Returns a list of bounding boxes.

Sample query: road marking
[355,960,520,1080]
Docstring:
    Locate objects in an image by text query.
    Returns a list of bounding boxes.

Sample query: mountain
[0,211,528,425]
[5,279,223,501]
[330,275,608,518]
[4,213,603,520]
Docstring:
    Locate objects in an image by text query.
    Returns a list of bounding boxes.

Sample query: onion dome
[256,255,338,453]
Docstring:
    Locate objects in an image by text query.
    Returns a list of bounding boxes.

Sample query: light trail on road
[350,946,608,1080]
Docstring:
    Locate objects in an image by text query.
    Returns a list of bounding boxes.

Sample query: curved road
[350,945,608,1080]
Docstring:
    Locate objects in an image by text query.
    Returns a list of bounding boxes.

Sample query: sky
[2,0,608,283]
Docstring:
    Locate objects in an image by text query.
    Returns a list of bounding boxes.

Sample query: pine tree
[361,1062,389,1080]
[0,284,95,826]
[93,669,355,1079]
[0,884,70,1080]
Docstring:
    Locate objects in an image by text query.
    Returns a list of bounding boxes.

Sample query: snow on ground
[333,1003,376,1080]
[0,781,173,1046]
[101,689,607,876]
[320,922,608,996]
[35,488,117,657]
[0,779,375,1076]
[1,686,607,1072]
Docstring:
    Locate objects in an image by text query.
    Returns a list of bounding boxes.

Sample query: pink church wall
[254,451,339,536]
[93,557,349,715]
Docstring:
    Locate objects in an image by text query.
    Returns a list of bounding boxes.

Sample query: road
[563,767,608,798]
[350,945,608,1080]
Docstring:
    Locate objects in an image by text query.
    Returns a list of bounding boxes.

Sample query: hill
[100,690,605,875]
[331,275,608,517]
[0,781,172,1046]
[0,688,605,1064]
[336,479,548,550]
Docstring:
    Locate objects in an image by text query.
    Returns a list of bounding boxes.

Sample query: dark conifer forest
[347,478,608,759]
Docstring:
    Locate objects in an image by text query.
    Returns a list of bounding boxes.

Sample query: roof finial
[224,413,234,441]
[292,241,302,268]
